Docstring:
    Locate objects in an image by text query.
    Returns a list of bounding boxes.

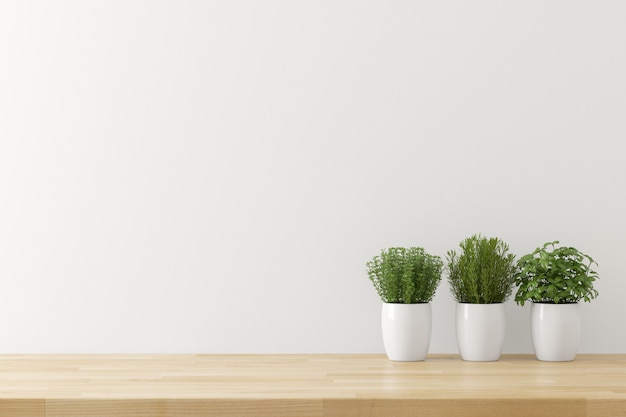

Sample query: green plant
[447,234,517,304]
[367,247,443,303]
[514,241,599,305]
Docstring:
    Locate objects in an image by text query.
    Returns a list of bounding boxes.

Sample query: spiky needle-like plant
[447,234,517,304]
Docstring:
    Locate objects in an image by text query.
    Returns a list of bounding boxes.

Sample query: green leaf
[513,241,599,304]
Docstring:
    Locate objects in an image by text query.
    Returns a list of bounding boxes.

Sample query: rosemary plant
[447,234,517,304]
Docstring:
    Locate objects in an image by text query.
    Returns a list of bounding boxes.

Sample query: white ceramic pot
[456,303,505,361]
[531,302,581,362]
[381,302,432,361]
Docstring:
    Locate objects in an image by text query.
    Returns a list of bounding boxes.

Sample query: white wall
[1,0,624,354]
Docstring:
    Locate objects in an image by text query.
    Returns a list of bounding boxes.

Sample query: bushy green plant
[514,241,599,305]
[447,234,517,304]
[367,247,443,304]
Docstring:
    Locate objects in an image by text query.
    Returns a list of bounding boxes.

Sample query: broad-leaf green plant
[514,241,599,305]
[367,247,443,304]
[447,234,517,304]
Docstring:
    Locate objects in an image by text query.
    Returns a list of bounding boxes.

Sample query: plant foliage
[367,247,443,304]
[514,241,599,305]
[447,234,517,304]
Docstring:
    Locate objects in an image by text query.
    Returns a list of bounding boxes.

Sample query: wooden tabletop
[0,354,624,417]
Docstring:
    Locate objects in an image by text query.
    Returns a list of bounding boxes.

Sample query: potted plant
[447,234,517,361]
[367,247,443,361]
[514,241,599,361]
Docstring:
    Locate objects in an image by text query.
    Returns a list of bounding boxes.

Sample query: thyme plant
[367,247,443,304]
[447,234,517,304]
[514,241,599,305]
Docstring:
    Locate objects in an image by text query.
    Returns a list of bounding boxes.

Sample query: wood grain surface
[0,354,624,416]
